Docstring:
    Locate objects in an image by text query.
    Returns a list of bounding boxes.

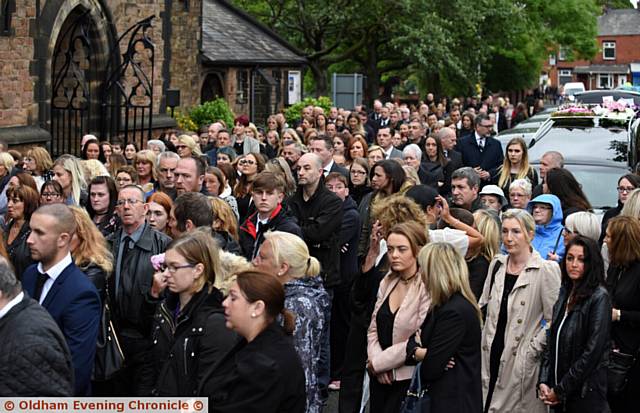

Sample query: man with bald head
[437,127,463,170]
[23,204,101,396]
[289,152,344,402]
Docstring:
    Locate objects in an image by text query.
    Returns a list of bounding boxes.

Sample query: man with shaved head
[23,204,101,396]
[289,152,344,403]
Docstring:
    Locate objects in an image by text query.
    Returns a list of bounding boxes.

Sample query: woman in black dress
[604,216,640,413]
[3,185,38,279]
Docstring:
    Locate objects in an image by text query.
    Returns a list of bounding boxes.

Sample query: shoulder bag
[400,362,430,413]
[93,286,125,381]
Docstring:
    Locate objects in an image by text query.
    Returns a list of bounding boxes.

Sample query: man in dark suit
[23,204,101,396]
[438,127,463,171]
[457,113,504,185]
[377,126,403,160]
[492,103,508,133]
[308,135,349,178]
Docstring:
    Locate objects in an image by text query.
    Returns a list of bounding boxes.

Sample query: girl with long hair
[494,137,538,194]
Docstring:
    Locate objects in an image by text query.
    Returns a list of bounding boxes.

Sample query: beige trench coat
[479,251,561,413]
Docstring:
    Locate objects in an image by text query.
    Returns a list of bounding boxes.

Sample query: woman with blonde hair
[480,208,561,413]
[407,242,483,413]
[23,146,53,190]
[81,159,110,183]
[134,149,157,190]
[69,206,113,301]
[253,231,330,413]
[282,128,303,145]
[52,154,88,207]
[209,196,239,241]
[466,209,501,300]
[367,145,385,168]
[148,231,237,396]
[494,137,538,194]
[620,188,640,218]
[366,221,431,412]
[176,134,203,158]
[265,157,297,197]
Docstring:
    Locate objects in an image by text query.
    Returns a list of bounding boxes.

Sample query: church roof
[201,0,307,65]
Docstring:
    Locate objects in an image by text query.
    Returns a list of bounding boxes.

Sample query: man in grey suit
[377,126,403,160]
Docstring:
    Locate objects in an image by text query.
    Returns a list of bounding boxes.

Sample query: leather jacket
[107,222,171,338]
[539,284,611,401]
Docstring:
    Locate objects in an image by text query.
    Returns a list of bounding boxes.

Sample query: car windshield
[564,88,582,96]
[537,164,625,210]
[529,120,629,164]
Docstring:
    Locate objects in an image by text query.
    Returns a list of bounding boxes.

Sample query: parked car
[574,90,640,106]
[528,114,640,213]
[561,82,586,102]
[497,108,556,149]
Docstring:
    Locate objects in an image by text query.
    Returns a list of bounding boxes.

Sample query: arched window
[0,0,15,36]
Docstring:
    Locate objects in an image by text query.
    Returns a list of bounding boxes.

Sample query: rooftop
[598,9,640,36]
[201,0,307,66]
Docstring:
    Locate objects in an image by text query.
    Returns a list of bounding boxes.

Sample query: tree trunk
[362,41,379,106]
[308,60,329,97]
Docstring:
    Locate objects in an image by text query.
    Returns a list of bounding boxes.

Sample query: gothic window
[0,0,15,36]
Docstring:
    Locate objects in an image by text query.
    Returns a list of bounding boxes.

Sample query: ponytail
[304,256,321,278]
[281,309,296,335]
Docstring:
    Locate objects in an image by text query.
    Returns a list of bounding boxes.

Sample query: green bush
[284,96,333,124]
[188,98,235,130]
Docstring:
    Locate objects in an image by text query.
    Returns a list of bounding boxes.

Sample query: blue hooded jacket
[528,194,565,261]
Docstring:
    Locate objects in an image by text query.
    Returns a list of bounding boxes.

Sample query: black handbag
[608,348,637,396]
[400,362,431,413]
[92,296,125,381]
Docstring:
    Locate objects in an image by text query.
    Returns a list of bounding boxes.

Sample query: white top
[428,228,469,257]
[37,253,73,304]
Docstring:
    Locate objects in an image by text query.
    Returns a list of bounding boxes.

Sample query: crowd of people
[0,93,637,413]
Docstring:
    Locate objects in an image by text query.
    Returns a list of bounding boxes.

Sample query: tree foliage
[230,0,601,100]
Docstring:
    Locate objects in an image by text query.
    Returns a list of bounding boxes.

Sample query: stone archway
[34,0,116,155]
[201,72,225,103]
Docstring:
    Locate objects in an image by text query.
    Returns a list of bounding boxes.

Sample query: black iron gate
[100,16,155,149]
[50,10,94,156]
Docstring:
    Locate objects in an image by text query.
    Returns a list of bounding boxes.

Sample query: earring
[277,272,283,276]
[251,312,256,318]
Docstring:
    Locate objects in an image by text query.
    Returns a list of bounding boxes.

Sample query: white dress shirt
[0,291,24,319]
[37,253,73,305]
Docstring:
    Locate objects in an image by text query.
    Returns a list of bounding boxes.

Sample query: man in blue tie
[22,204,101,396]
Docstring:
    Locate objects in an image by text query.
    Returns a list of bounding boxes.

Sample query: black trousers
[92,335,154,396]
[331,283,352,380]
[338,311,368,413]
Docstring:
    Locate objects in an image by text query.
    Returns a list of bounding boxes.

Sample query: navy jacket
[339,196,361,284]
[22,262,101,396]
[457,133,504,178]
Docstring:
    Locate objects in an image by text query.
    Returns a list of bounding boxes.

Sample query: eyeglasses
[350,169,366,176]
[617,186,635,193]
[162,263,195,273]
[532,204,552,211]
[41,192,62,198]
[239,159,256,166]
[116,198,144,207]
[175,145,187,150]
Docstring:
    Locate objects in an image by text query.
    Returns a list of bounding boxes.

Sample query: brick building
[544,8,640,91]
[0,0,305,155]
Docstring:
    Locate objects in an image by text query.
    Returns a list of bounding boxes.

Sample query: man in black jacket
[106,185,171,395]
[457,113,504,184]
[239,171,302,260]
[289,153,343,402]
[0,259,73,396]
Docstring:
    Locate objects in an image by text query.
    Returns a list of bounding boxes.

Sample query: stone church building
[0,0,305,156]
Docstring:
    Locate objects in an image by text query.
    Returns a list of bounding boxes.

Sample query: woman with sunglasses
[147,231,237,396]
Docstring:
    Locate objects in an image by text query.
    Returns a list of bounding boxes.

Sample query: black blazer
[329,161,349,179]
[407,293,482,413]
[457,134,504,178]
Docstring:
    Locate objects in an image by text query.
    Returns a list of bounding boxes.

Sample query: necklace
[400,272,418,284]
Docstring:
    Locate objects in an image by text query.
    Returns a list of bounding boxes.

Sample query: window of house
[558,46,567,61]
[559,69,573,86]
[0,0,15,36]
[236,70,249,104]
[618,75,627,87]
[598,73,613,89]
[603,42,616,60]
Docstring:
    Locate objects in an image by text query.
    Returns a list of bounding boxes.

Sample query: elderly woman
[23,147,53,190]
[509,178,532,209]
[402,144,421,172]
[480,209,561,413]
[146,139,166,156]
[253,231,330,413]
[367,145,385,169]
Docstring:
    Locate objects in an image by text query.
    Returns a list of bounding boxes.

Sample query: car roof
[574,90,640,105]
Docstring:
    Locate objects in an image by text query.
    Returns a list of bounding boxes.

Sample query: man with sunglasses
[457,113,504,185]
[104,185,171,395]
